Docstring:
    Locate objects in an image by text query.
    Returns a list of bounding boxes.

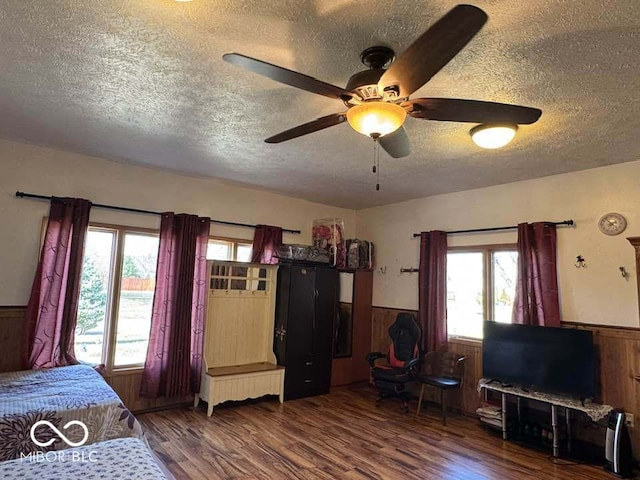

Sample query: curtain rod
[15,191,302,235]
[412,219,574,237]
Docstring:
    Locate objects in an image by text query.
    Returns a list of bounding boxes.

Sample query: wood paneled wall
[103,370,192,413]
[0,307,26,373]
[372,306,640,457]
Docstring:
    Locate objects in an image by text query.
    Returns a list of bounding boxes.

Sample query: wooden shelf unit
[195,261,285,415]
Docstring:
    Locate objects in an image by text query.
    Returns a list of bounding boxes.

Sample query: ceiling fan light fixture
[470,124,518,149]
[346,102,406,138]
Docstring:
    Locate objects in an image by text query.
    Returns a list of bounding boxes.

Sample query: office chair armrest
[366,352,386,366]
[404,357,420,373]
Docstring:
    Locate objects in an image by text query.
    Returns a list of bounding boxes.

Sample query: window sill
[103,366,145,377]
[447,335,483,347]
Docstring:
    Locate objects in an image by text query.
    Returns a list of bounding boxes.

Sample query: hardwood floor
[138,384,619,480]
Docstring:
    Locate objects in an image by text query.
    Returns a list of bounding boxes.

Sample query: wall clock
[598,213,627,236]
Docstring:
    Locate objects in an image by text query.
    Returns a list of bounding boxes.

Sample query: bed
[0,437,172,479]
[0,364,143,462]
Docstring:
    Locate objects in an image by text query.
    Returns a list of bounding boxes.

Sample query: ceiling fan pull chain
[376,140,380,191]
[372,140,377,173]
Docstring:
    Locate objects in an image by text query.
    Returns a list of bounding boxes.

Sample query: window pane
[76,230,115,365]
[447,252,484,338]
[113,233,159,367]
[236,243,252,262]
[493,251,518,323]
[207,240,231,260]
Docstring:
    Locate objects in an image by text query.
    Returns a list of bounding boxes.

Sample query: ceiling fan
[222,4,541,160]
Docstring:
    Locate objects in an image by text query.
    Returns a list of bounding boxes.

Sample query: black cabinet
[274,262,337,400]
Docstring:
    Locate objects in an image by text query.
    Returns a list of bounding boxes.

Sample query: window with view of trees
[75,227,159,369]
[446,246,518,339]
[75,224,253,370]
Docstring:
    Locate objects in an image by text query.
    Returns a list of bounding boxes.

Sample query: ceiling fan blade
[379,127,411,158]
[403,98,542,124]
[223,53,358,101]
[379,5,488,98]
[265,112,347,143]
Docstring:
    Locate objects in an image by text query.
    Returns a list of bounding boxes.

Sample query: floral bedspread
[0,365,144,462]
[0,437,171,480]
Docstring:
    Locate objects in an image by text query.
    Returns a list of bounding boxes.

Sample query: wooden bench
[196,362,285,416]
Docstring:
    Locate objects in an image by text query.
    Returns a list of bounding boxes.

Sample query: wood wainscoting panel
[563,322,640,457]
[103,370,192,413]
[447,337,483,414]
[0,306,26,373]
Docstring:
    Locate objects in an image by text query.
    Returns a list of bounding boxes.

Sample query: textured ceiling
[0,1,639,209]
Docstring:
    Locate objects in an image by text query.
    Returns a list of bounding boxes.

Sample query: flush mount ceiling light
[346,101,407,138]
[470,124,518,149]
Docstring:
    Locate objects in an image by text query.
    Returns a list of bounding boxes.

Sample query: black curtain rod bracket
[412,219,574,237]
[15,191,301,234]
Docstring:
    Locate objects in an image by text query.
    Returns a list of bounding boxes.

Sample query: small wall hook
[400,267,419,273]
[378,266,387,274]
[620,267,629,279]
[575,255,587,268]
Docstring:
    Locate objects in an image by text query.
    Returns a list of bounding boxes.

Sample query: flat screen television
[483,321,597,399]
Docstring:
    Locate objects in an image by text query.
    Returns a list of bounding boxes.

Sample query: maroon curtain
[418,230,448,353]
[251,224,283,264]
[512,222,561,327]
[140,213,211,399]
[23,197,92,369]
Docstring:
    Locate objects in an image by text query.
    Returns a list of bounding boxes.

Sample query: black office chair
[366,313,421,413]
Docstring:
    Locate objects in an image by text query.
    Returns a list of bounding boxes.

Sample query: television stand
[478,379,613,458]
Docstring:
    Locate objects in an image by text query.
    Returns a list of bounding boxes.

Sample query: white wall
[0,139,355,305]
[356,160,640,328]
[3,137,639,327]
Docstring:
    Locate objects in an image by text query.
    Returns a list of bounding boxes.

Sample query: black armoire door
[313,266,337,392]
[274,262,337,400]
[287,265,316,358]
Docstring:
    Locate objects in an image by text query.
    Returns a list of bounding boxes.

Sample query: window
[446,246,518,339]
[206,238,252,262]
[76,225,159,369]
[75,225,253,369]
